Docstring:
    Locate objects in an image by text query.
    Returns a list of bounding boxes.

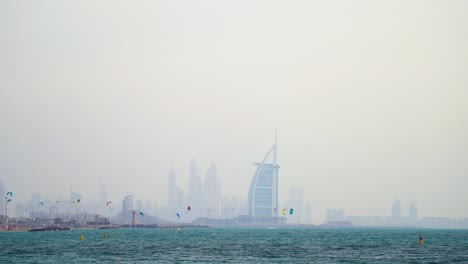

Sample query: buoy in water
[418,235,423,245]
[80,234,84,241]
[103,232,108,238]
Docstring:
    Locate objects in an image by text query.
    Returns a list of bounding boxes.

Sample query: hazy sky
[1,0,467,222]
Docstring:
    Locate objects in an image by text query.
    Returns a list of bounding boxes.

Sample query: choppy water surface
[1,227,468,263]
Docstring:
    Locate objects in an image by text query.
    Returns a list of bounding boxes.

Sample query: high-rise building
[188,159,203,198]
[221,197,240,219]
[188,159,203,220]
[29,193,42,208]
[28,193,42,218]
[286,186,304,224]
[135,200,144,211]
[248,132,279,222]
[15,202,27,218]
[122,195,134,213]
[326,209,345,222]
[392,199,401,220]
[174,188,184,211]
[0,179,5,216]
[144,200,153,216]
[168,168,176,209]
[167,168,185,217]
[203,163,221,218]
[305,201,312,224]
[409,202,418,221]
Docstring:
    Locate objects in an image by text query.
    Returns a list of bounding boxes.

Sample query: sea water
[1,228,468,263]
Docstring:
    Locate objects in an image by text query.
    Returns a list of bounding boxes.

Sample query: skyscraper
[286,186,304,224]
[167,168,185,220]
[29,193,42,208]
[122,195,134,213]
[326,209,345,222]
[203,163,221,218]
[248,132,279,222]
[409,202,418,221]
[15,202,27,218]
[174,188,184,212]
[168,168,176,209]
[29,193,42,218]
[392,199,401,221]
[305,201,312,224]
[188,159,203,220]
[0,179,5,216]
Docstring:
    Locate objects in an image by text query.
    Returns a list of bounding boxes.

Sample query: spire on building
[247,130,280,222]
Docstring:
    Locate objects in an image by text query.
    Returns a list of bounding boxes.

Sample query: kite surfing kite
[278,208,294,216]
[176,213,181,219]
[106,201,112,206]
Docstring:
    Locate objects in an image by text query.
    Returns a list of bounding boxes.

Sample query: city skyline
[6,177,468,229]
[0,135,465,224]
[1,156,465,226]
[1,1,468,263]
[1,1,467,223]
[2,148,460,224]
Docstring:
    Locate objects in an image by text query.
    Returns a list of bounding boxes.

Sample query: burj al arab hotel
[247,133,283,223]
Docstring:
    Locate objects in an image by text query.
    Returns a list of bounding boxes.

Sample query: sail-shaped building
[247,133,281,223]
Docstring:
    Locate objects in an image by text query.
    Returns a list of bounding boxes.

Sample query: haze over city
[1,0,467,224]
